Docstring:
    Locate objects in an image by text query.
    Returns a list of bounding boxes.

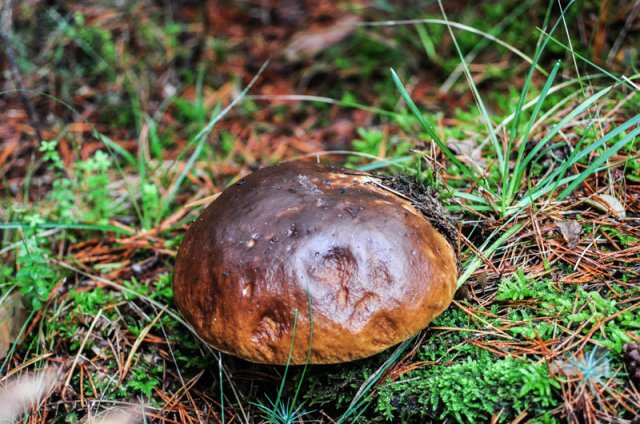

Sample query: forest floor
[1,0,639,423]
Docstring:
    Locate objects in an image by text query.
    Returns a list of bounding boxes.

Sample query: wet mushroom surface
[173,161,457,364]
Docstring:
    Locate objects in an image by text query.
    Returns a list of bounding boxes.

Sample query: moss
[375,354,559,423]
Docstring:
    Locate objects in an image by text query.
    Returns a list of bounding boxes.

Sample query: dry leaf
[0,293,28,359]
[283,15,361,62]
[446,138,485,166]
[90,407,142,424]
[555,220,582,248]
[593,194,626,218]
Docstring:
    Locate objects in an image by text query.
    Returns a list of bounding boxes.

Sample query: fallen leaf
[283,15,361,62]
[588,194,627,218]
[0,293,28,359]
[555,220,582,248]
[90,407,143,424]
[446,138,485,167]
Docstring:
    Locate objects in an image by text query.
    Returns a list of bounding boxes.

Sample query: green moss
[375,355,559,422]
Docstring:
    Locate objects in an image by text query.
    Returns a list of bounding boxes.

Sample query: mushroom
[173,161,457,364]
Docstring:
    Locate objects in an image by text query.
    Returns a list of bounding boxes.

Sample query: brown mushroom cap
[173,161,457,364]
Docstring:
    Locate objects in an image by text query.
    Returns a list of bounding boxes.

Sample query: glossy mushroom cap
[173,161,457,364]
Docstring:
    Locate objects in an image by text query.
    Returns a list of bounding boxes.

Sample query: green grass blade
[356,156,413,172]
[364,19,546,76]
[537,123,596,199]
[506,0,575,148]
[541,32,636,89]
[564,114,640,166]
[291,290,314,410]
[510,168,615,213]
[338,338,415,423]
[520,85,614,171]
[248,94,405,120]
[453,191,491,204]
[458,221,524,288]
[508,125,595,213]
[157,125,209,224]
[481,75,606,148]
[502,0,578,213]
[558,123,640,199]
[271,309,299,423]
[436,0,503,174]
[96,134,137,166]
[415,23,437,63]
[158,61,269,222]
[532,114,640,204]
[137,126,150,230]
[506,60,561,204]
[520,60,562,150]
[0,221,132,234]
[390,69,443,145]
[503,0,557,208]
[440,0,535,92]
[389,69,478,183]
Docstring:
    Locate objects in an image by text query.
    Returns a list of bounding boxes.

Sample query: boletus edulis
[173,161,457,365]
